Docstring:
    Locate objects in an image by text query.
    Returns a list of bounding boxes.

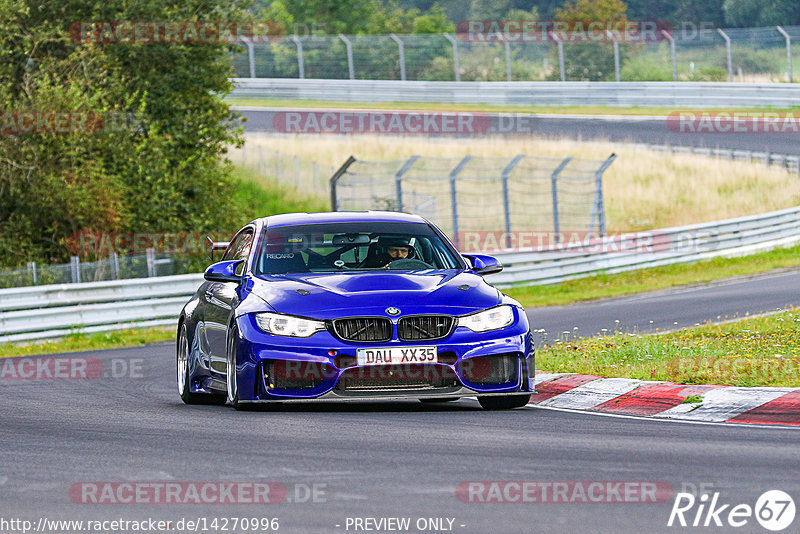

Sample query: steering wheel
[386,258,433,270]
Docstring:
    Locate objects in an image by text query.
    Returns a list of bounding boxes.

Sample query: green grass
[227,97,800,117]
[538,310,800,387]
[230,165,328,220]
[0,327,175,358]
[504,244,800,308]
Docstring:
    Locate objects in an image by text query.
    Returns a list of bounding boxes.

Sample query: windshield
[253,222,465,275]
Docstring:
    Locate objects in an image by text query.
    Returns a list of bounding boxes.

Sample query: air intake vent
[398,315,454,341]
[332,317,392,342]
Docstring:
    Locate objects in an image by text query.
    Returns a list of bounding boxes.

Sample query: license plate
[356,346,438,366]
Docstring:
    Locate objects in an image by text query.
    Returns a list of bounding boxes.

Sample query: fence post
[550,157,573,243]
[717,28,733,82]
[606,30,620,82]
[289,35,305,79]
[70,256,81,283]
[591,153,617,237]
[449,156,472,240]
[330,156,358,211]
[390,34,406,81]
[146,248,156,277]
[443,33,460,81]
[394,155,420,212]
[661,30,677,81]
[504,39,512,81]
[240,37,256,78]
[551,33,566,82]
[110,252,119,280]
[501,155,525,248]
[338,34,355,80]
[27,261,37,285]
[777,26,793,83]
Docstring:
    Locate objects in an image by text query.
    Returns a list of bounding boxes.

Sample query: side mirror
[206,235,230,261]
[204,260,243,283]
[463,254,503,276]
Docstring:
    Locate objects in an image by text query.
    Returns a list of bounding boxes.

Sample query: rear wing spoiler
[206,236,230,261]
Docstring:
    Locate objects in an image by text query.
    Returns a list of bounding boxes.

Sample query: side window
[222,228,254,263]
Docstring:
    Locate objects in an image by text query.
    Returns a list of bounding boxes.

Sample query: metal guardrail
[231,79,800,108]
[0,274,203,343]
[630,143,800,175]
[231,26,800,83]
[488,206,800,286]
[1,206,798,342]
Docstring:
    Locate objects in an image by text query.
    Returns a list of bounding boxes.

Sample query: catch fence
[329,154,616,242]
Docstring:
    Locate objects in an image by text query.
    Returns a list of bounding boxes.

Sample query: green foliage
[723,0,800,27]
[685,66,727,82]
[547,0,629,81]
[0,0,249,267]
[621,47,673,81]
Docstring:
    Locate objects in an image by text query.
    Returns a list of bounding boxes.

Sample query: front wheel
[226,325,258,411]
[177,323,225,405]
[478,394,531,410]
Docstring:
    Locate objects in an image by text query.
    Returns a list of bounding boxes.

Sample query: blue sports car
[177,211,535,410]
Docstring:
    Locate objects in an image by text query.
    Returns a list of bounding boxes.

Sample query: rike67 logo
[668,490,796,531]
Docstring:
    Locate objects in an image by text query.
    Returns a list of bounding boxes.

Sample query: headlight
[457,305,514,332]
[254,312,326,337]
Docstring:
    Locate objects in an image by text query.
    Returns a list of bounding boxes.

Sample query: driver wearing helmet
[364,236,415,268]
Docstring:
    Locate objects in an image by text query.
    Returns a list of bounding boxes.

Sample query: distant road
[525,270,800,345]
[237,107,800,155]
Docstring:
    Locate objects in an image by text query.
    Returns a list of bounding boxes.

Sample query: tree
[547,0,628,81]
[0,0,248,265]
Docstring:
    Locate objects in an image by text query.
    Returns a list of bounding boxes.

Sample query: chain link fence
[228,139,334,194]
[231,25,800,83]
[330,154,616,246]
[0,251,175,289]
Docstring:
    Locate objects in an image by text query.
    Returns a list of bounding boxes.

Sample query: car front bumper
[232,310,535,402]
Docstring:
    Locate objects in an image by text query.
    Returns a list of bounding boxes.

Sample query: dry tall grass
[233,133,800,231]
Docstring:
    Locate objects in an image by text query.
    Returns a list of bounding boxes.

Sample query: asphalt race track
[238,108,800,155]
[2,272,799,534]
[525,269,800,346]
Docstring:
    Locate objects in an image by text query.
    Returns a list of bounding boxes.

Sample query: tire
[226,325,258,411]
[177,323,226,405]
[478,394,532,410]
[419,397,459,404]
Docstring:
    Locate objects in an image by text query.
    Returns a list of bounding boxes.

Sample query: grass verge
[230,164,328,219]
[504,244,800,308]
[0,327,175,358]
[538,310,800,387]
[227,97,800,117]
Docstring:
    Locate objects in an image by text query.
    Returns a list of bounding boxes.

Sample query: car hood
[249,270,501,318]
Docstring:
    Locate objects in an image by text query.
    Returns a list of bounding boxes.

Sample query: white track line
[537,377,644,410]
[529,405,800,430]
[654,387,798,422]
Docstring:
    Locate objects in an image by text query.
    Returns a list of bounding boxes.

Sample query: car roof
[261,211,429,228]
